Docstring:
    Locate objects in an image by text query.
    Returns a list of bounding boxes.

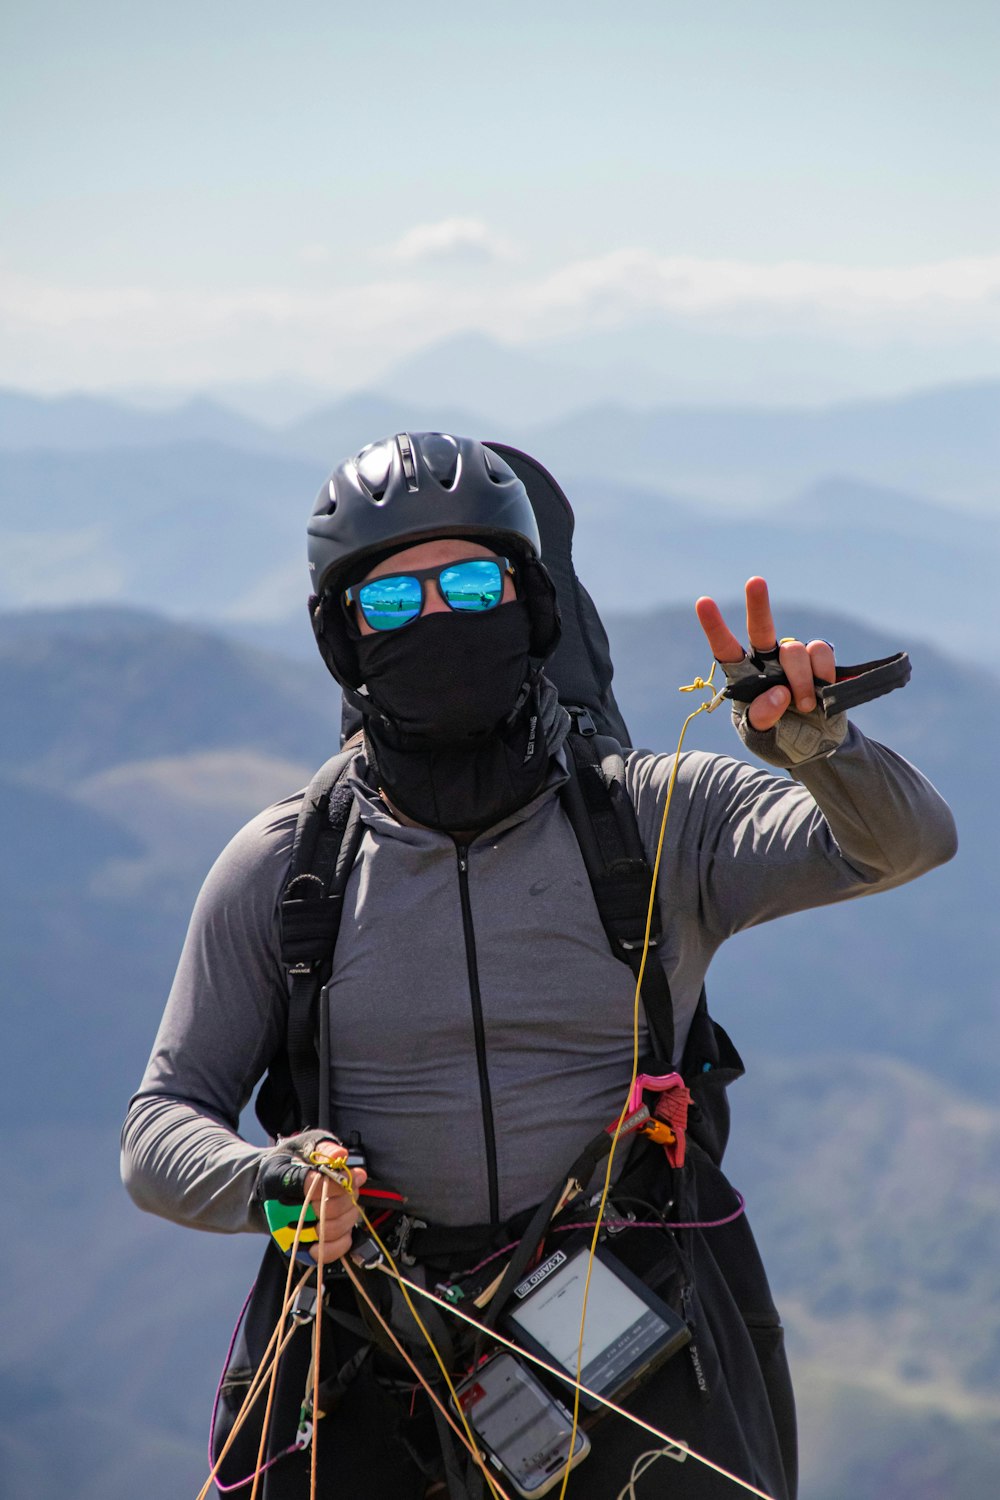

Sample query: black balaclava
[355,598,550,833]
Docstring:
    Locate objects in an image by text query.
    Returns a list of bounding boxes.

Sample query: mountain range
[1,429,995,655]
[2,367,997,510]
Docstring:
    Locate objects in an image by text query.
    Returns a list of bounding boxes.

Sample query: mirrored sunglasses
[345,556,514,632]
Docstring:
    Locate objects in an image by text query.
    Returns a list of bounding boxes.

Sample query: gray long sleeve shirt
[121,716,956,1233]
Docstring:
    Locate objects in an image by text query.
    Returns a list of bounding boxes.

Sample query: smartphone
[454,1352,591,1498]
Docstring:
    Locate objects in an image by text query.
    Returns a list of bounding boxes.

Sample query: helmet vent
[420,432,460,489]
[483,449,504,484]
[355,440,394,502]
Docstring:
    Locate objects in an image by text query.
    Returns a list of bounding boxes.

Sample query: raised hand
[695,577,836,733]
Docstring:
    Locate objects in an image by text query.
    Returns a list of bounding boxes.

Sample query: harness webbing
[271,741,365,1135]
[477,1123,618,1335]
[559,730,675,1068]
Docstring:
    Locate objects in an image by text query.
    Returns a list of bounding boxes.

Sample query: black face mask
[355,601,550,832]
[356,600,534,744]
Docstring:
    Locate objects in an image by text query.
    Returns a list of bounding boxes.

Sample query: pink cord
[213,1443,301,1494]
[207,1277,301,1493]
[443,1194,747,1287]
[640,1191,746,1232]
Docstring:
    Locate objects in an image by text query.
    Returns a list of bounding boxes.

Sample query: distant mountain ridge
[0,387,287,454]
[2,442,994,650]
[1,376,996,510]
[0,605,337,782]
[523,379,999,508]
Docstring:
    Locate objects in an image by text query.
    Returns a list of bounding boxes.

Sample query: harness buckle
[350,1234,385,1271]
[569,706,597,737]
[642,1119,677,1147]
[290,1284,318,1326]
[393,1214,428,1266]
[604,1204,637,1237]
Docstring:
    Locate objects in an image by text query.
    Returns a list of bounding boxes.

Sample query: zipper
[455,844,500,1224]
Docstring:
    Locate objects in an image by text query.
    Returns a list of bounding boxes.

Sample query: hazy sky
[2,0,998,395]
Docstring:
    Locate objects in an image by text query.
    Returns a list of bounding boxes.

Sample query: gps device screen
[503,1244,690,1408]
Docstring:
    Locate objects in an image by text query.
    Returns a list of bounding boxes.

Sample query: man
[122,432,956,1499]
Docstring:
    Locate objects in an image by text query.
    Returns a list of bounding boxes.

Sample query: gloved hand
[255,1130,366,1263]
[695,577,847,768]
[720,653,847,766]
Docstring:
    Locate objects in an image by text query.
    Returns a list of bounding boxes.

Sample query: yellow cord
[310,1183,328,1500]
[555,662,724,1500]
[197,1182,319,1500]
[302,1153,507,1500]
[195,1282,309,1500]
[248,1175,324,1500]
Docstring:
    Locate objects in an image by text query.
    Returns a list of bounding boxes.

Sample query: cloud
[1,252,998,391]
[520,251,1000,334]
[381,217,519,267]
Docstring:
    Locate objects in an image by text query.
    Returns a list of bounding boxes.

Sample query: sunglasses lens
[357,574,423,630]
[439,559,504,612]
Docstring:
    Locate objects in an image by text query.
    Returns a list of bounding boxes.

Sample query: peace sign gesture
[695,577,836,733]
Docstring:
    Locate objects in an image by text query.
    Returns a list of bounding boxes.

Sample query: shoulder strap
[264,741,366,1134]
[559,729,675,1068]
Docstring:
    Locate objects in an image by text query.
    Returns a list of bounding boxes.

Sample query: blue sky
[2,0,998,397]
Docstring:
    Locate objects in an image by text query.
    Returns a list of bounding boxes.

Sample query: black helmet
[308,432,542,596]
[308,432,560,689]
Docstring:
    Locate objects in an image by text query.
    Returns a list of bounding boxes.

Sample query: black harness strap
[478,1123,617,1334]
[725,648,911,716]
[560,730,675,1069]
[274,741,366,1133]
